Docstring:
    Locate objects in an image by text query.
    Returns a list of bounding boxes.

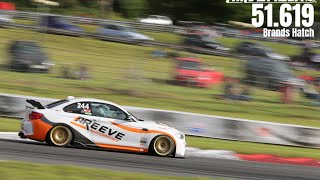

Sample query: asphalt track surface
[0,139,319,180]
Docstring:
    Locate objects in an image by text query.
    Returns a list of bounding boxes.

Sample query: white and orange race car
[19,96,186,157]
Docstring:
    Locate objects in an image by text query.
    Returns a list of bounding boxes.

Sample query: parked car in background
[0,13,13,25]
[183,34,230,51]
[291,45,320,68]
[138,15,173,25]
[173,57,224,87]
[244,58,300,89]
[9,41,54,73]
[98,23,153,42]
[0,2,15,26]
[235,42,289,61]
[177,21,222,37]
[39,15,83,34]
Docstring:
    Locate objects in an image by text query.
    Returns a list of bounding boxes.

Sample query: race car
[19,96,186,157]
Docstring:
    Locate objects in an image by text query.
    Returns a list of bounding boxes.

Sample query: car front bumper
[174,138,187,158]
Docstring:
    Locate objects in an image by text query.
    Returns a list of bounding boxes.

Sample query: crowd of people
[61,65,90,80]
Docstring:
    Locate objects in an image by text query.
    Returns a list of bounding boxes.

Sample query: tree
[118,0,146,18]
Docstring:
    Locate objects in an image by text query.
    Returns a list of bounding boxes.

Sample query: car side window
[149,15,157,19]
[91,102,128,120]
[63,102,92,115]
[109,25,119,30]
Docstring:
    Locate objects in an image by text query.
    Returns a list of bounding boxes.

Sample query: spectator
[61,66,73,79]
[301,81,320,101]
[280,81,294,104]
[78,65,90,80]
[223,77,237,100]
[152,48,166,58]
[219,78,253,101]
[238,85,252,101]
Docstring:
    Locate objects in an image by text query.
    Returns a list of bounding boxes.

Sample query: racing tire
[150,135,175,157]
[47,125,73,147]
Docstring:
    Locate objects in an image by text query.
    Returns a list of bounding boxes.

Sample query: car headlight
[175,133,185,140]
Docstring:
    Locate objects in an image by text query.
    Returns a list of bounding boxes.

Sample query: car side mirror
[126,115,135,122]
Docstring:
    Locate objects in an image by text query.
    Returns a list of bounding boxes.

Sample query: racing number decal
[77,103,89,109]
[77,103,92,115]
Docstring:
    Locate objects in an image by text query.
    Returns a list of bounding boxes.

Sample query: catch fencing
[1,93,320,149]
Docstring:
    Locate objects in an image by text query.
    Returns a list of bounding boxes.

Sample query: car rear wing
[26,99,45,109]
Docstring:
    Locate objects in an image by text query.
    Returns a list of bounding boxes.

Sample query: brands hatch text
[19,97,186,157]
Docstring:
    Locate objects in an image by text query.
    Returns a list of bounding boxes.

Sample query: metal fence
[1,93,320,149]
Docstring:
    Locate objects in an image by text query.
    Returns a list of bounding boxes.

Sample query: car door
[107,25,121,37]
[90,102,143,149]
[59,101,95,143]
[101,24,114,37]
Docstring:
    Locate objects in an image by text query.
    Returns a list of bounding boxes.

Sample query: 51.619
[252,4,314,28]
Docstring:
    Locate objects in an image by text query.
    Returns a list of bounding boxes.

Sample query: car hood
[206,43,230,51]
[311,54,320,63]
[267,52,289,60]
[61,24,83,31]
[127,32,153,40]
[139,120,182,135]
[15,53,48,64]
[0,15,13,22]
[176,69,208,77]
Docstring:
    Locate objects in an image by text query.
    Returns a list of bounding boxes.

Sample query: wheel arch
[148,134,176,156]
[45,123,75,145]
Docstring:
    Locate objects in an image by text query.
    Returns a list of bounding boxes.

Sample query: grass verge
[0,161,209,180]
[187,136,320,159]
[0,28,320,127]
[0,117,20,132]
[1,118,319,159]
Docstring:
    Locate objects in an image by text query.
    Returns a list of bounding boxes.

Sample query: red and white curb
[186,147,239,160]
[1,132,319,167]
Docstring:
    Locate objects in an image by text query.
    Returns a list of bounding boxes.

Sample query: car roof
[176,57,202,62]
[102,23,128,28]
[241,41,257,45]
[12,41,40,47]
[67,97,120,107]
[149,15,168,18]
[13,40,38,44]
[248,58,277,64]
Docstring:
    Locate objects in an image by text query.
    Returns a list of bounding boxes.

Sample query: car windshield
[20,44,41,54]
[118,25,133,32]
[201,36,218,43]
[178,60,202,70]
[55,17,73,25]
[160,17,169,20]
[273,61,292,74]
[256,45,273,54]
[127,111,139,121]
[148,15,158,19]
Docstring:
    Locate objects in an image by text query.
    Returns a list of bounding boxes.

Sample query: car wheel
[48,125,73,147]
[150,135,175,157]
